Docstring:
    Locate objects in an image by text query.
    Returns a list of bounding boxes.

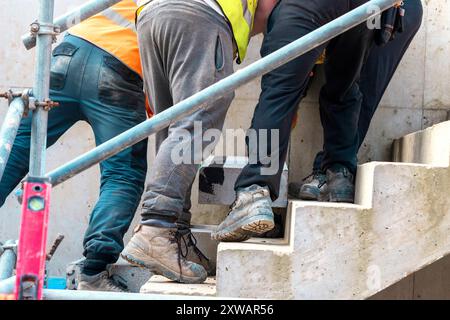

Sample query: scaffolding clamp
[34,98,60,111]
[29,21,61,43]
[0,89,58,115]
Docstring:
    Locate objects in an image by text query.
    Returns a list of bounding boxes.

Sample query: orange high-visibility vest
[69,0,142,79]
[69,0,153,116]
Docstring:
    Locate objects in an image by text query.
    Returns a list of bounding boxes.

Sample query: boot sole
[213,213,274,242]
[299,190,319,201]
[120,252,206,284]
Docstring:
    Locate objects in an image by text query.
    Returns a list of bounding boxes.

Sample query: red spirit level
[14,177,51,300]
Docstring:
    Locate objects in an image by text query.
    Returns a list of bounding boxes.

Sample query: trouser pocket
[50,42,79,90]
[98,55,145,109]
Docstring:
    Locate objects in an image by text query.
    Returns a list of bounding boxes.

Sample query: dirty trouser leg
[75,42,148,275]
[155,121,192,231]
[319,1,374,174]
[311,0,423,172]
[137,1,234,228]
[235,0,351,200]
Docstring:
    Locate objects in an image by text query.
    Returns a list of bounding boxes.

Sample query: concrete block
[140,276,216,297]
[392,120,450,166]
[198,156,288,208]
[216,121,450,299]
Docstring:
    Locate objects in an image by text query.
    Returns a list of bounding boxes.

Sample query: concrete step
[140,276,216,297]
[198,156,289,208]
[215,121,450,299]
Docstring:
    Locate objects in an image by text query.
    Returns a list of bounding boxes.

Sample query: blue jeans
[0,35,148,273]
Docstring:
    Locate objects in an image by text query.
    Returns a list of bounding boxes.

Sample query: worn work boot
[182,230,215,276]
[212,184,274,242]
[78,271,128,292]
[319,164,355,203]
[121,225,207,284]
[288,171,327,201]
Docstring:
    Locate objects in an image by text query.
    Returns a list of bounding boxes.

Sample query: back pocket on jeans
[50,42,78,91]
[98,55,145,109]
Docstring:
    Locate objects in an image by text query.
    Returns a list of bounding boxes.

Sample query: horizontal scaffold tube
[46,0,399,186]
[22,0,122,50]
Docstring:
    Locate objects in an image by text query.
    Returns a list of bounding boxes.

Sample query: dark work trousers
[0,34,148,274]
[312,0,424,171]
[235,0,374,200]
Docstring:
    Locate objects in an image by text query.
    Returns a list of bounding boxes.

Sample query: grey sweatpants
[137,0,235,228]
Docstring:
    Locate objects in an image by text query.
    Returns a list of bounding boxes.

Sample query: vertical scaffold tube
[29,0,55,176]
[0,98,26,181]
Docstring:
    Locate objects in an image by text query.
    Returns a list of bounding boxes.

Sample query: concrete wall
[0,0,449,279]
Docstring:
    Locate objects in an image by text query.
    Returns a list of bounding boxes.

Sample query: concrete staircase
[217,120,450,299]
[67,121,450,299]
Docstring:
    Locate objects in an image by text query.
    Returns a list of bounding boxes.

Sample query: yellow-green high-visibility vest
[216,0,257,63]
[137,0,257,64]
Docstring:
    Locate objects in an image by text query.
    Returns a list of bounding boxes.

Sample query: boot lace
[186,231,210,265]
[168,229,189,281]
[230,187,268,211]
[303,170,327,188]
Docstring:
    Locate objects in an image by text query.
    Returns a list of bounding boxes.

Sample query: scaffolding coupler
[29,20,60,43]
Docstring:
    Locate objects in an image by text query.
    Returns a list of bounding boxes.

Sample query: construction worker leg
[137,1,234,227]
[319,8,375,174]
[234,0,350,199]
[357,0,423,147]
[307,0,423,175]
[78,45,148,275]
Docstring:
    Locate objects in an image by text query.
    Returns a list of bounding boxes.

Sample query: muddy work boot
[288,171,327,201]
[78,271,129,292]
[319,164,355,203]
[180,230,215,276]
[212,184,274,242]
[121,225,207,284]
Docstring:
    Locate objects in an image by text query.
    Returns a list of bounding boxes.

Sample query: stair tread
[140,276,216,297]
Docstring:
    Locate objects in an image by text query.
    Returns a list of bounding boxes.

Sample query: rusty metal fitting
[35,99,59,111]
[29,21,60,37]
[0,90,21,104]
[30,21,40,36]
